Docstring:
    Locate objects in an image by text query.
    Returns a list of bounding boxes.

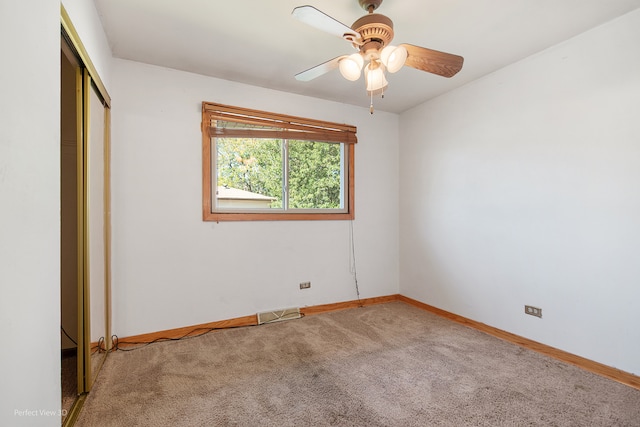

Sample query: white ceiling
[94,0,640,114]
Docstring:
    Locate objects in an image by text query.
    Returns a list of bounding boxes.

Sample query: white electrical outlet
[525,305,542,318]
[299,281,311,289]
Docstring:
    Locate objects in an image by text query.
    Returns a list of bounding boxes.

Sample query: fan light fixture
[339,46,406,85]
[338,48,402,112]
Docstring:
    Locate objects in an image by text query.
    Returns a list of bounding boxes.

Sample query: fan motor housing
[351,13,394,55]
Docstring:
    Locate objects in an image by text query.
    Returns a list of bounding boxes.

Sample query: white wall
[399,9,640,375]
[0,1,61,425]
[61,0,113,90]
[110,59,400,337]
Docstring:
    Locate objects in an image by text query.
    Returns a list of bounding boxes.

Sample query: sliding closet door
[61,9,112,425]
[84,71,108,388]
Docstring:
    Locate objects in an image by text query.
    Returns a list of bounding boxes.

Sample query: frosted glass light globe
[380,45,407,73]
[365,62,388,96]
[339,53,364,81]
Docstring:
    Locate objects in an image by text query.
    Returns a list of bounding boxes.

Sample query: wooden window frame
[202,102,356,221]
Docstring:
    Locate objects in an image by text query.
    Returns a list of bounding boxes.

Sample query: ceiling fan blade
[400,44,464,78]
[292,5,359,39]
[295,56,346,82]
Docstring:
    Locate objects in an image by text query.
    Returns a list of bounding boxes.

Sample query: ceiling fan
[292,0,464,112]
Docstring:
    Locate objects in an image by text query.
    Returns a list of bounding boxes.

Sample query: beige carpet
[76,302,640,426]
[61,349,77,424]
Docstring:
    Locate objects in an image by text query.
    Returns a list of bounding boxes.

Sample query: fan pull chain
[370,93,374,115]
[369,89,385,114]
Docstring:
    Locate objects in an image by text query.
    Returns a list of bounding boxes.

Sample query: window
[202,102,357,221]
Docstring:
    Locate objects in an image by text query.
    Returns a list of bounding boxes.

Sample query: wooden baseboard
[300,294,398,316]
[398,295,640,390]
[114,293,639,390]
[115,295,397,349]
[115,314,258,348]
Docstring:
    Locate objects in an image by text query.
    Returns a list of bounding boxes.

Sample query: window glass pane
[216,138,282,209]
[288,140,343,209]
